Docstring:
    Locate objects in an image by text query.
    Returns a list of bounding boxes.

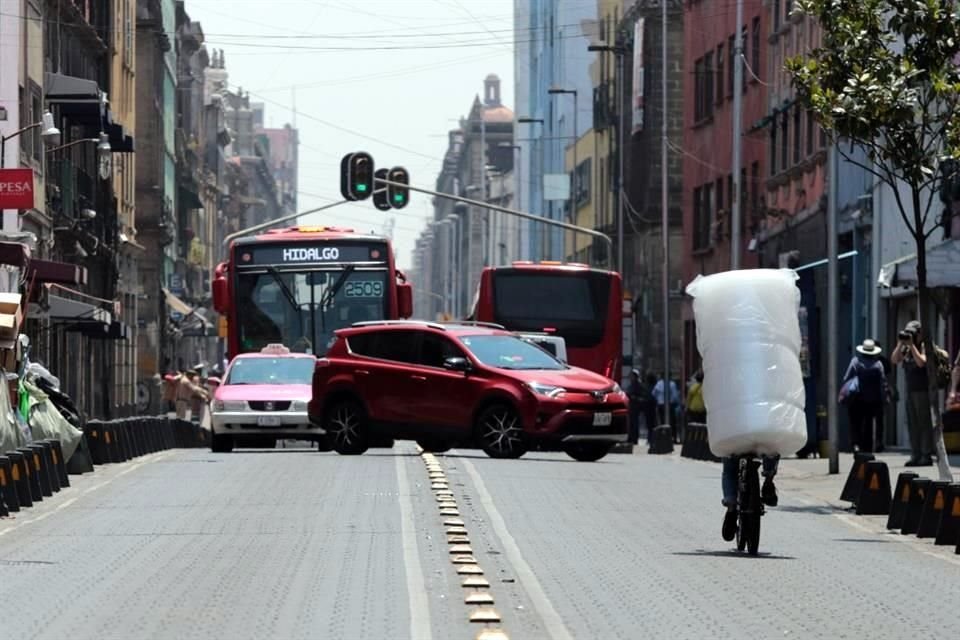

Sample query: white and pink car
[210,344,321,452]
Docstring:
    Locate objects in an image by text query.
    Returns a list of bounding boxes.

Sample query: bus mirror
[397,282,413,318]
[212,277,228,313]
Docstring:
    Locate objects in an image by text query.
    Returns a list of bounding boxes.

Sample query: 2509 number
[344,281,384,298]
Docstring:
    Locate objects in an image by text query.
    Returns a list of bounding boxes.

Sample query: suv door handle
[354,369,370,376]
[410,375,427,381]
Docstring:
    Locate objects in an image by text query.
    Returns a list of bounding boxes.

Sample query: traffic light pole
[222,199,350,248]
[375,177,615,267]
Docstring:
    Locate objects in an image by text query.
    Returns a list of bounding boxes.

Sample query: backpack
[934,347,951,389]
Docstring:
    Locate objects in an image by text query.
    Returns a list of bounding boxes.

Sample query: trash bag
[0,372,24,454]
[22,379,83,460]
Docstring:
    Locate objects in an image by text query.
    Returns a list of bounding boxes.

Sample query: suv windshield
[459,334,566,370]
[225,357,316,385]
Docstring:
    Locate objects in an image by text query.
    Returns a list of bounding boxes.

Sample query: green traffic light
[393,194,404,203]
[357,184,368,192]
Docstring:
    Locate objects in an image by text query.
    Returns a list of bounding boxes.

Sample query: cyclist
[721,454,780,541]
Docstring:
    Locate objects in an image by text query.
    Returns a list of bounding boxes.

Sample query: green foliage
[786,0,960,190]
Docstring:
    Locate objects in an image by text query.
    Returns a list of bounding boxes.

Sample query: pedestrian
[890,321,934,466]
[176,368,209,421]
[841,339,886,453]
[642,373,659,441]
[653,373,680,442]
[686,368,706,427]
[625,369,647,444]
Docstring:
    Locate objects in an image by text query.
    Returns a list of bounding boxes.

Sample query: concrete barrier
[32,442,60,494]
[47,439,72,487]
[855,461,892,515]
[7,451,32,508]
[16,447,43,503]
[934,483,960,547]
[840,453,876,503]
[648,425,674,455]
[901,477,932,536]
[0,455,19,512]
[916,481,951,539]
[886,472,919,530]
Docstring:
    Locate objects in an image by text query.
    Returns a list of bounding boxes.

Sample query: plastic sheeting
[0,372,25,454]
[23,380,83,461]
[685,269,807,457]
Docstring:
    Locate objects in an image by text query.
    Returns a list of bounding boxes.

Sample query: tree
[786,0,957,481]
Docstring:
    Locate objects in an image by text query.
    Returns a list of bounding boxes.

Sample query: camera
[898,329,914,341]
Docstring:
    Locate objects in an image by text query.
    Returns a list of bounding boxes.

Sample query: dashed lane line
[395,451,434,640]
[459,457,574,640]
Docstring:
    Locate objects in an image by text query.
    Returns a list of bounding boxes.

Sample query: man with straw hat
[841,338,887,453]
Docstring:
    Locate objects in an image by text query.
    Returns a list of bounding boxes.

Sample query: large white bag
[685,269,807,457]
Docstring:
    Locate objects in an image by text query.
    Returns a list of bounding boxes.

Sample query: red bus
[212,226,412,357]
[468,262,623,380]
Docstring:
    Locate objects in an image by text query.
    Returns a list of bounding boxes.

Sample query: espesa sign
[0,169,35,209]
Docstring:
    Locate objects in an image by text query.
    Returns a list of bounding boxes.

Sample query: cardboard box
[0,348,15,372]
[0,308,21,338]
[0,292,21,315]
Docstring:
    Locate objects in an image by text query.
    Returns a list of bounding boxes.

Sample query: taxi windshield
[225,357,316,385]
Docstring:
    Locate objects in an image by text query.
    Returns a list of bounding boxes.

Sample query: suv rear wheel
[325,398,369,455]
[563,442,612,462]
[476,404,526,459]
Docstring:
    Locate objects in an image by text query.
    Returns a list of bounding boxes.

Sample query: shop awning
[27,259,87,287]
[46,294,112,325]
[105,118,135,153]
[162,287,195,316]
[878,239,960,288]
[0,241,29,268]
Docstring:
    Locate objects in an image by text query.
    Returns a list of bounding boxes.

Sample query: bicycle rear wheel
[736,459,762,556]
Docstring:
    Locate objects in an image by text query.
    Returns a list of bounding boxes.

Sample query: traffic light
[387,166,410,209]
[373,168,391,211]
[340,152,374,201]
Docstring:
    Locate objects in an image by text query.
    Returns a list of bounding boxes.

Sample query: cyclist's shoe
[722,508,738,541]
[761,477,778,507]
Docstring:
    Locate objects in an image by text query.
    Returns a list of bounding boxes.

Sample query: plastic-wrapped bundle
[685,269,807,457]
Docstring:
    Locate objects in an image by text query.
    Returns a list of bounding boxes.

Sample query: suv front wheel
[325,398,369,455]
[476,403,527,459]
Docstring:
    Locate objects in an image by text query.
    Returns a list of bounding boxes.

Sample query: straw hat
[856,339,882,356]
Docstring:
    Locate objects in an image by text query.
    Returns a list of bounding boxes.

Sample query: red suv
[308,321,628,461]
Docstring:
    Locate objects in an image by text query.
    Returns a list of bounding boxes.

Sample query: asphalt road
[1,444,958,640]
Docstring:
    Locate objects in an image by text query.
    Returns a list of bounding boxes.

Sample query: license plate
[592,412,612,427]
[257,416,282,427]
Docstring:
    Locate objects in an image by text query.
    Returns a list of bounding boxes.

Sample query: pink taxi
[210,344,319,452]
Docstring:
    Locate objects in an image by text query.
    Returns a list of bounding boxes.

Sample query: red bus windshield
[489,270,612,348]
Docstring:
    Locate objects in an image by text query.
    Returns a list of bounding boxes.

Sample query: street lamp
[588,42,627,273]
[547,87,578,216]
[498,142,523,260]
[47,132,113,180]
[1,110,61,167]
[444,213,462,316]
[518,117,545,259]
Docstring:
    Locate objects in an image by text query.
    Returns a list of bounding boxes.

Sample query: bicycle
[734,454,764,556]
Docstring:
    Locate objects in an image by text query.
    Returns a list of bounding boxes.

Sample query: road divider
[417,449,508,640]
[840,452,875,504]
[886,471,919,530]
[916,481,950,539]
[934,484,960,547]
[854,461,891,515]
[0,455,18,512]
[648,425,674,455]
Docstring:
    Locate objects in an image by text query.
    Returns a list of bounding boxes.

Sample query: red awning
[28,259,87,287]
[0,241,29,268]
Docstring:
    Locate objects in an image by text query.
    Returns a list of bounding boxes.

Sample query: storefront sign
[0,169,35,209]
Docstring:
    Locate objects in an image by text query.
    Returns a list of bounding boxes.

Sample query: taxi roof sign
[260,343,291,355]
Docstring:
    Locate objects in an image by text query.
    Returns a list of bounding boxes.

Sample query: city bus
[212,226,412,358]
[468,262,623,380]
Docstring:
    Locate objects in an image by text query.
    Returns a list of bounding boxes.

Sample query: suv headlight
[291,400,309,411]
[526,382,566,398]
[610,382,622,394]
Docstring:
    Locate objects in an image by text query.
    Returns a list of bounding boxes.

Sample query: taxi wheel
[325,398,369,456]
[476,404,527,459]
[211,433,234,453]
[563,442,612,462]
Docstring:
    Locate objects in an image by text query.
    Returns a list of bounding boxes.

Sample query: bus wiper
[320,265,355,311]
[266,266,300,313]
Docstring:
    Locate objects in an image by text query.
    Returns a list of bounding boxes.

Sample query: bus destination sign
[237,242,388,266]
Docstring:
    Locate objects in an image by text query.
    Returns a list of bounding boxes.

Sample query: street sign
[0,169,35,209]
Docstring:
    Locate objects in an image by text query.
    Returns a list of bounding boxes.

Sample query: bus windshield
[234,268,388,355]
[491,271,611,348]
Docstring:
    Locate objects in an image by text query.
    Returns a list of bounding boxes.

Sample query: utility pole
[730,0,745,270]
[661,0,671,429]
[827,142,840,474]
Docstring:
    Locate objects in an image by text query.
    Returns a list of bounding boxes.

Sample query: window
[751,17,761,78]
[806,109,815,156]
[459,335,565,371]
[770,117,778,175]
[574,158,592,208]
[742,26,749,93]
[740,167,748,223]
[774,0,781,31]
[715,43,725,104]
[704,51,714,112]
[694,57,705,121]
[693,187,704,249]
[727,35,735,96]
[417,332,465,368]
[349,330,418,363]
[780,111,789,171]
[793,107,802,164]
[750,162,760,218]
[716,177,725,217]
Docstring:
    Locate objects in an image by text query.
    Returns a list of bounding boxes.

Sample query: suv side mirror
[397,282,413,318]
[443,356,471,372]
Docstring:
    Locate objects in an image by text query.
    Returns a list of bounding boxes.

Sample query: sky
[185,0,516,271]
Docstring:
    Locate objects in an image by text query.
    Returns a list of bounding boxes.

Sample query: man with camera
[890,321,933,466]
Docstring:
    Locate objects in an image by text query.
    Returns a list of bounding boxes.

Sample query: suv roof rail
[442,320,506,330]
[350,319,446,330]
